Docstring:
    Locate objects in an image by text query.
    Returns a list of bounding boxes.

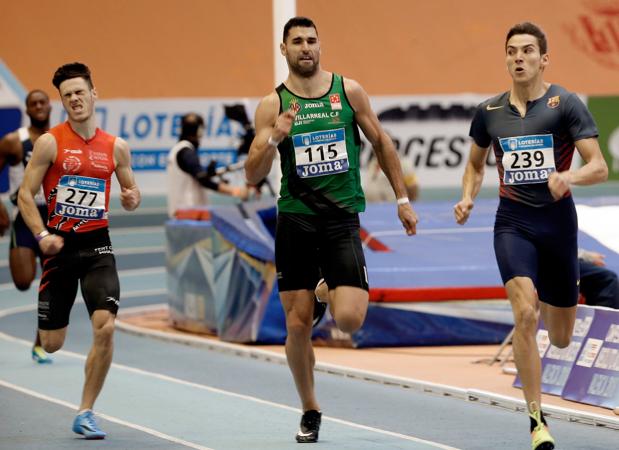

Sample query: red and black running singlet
[43,122,116,233]
[469,84,598,207]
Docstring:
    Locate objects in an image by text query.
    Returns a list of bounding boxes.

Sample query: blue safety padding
[210,201,275,262]
[351,305,513,348]
[0,108,21,192]
[167,196,619,347]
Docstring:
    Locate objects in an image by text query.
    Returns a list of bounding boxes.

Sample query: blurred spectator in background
[0,89,52,363]
[579,249,619,309]
[224,104,277,197]
[363,152,419,203]
[224,104,255,156]
[166,113,248,218]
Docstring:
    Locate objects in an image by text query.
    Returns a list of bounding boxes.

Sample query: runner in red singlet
[18,62,141,440]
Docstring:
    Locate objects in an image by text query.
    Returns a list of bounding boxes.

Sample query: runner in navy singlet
[0,90,53,363]
[454,23,608,450]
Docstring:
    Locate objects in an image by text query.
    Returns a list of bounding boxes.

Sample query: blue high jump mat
[167,196,619,347]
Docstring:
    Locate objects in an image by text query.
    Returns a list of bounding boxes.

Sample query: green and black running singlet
[276,73,365,215]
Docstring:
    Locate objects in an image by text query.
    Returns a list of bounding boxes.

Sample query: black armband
[196,171,220,191]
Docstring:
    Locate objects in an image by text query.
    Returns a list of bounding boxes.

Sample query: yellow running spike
[529,408,555,450]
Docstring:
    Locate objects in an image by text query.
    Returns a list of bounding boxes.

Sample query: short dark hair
[283,16,317,42]
[180,113,205,139]
[505,22,548,54]
[25,89,49,106]
[52,62,94,89]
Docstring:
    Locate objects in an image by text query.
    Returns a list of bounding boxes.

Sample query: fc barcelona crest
[547,96,560,109]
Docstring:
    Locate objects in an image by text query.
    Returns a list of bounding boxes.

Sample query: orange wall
[2,0,618,98]
[0,0,273,98]
[298,0,619,96]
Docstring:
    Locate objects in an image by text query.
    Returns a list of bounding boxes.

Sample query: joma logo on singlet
[304,102,323,109]
[301,161,345,177]
[56,204,101,218]
[506,168,554,184]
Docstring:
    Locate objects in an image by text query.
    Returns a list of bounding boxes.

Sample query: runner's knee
[513,304,538,333]
[41,335,64,353]
[333,309,365,333]
[286,320,312,339]
[547,329,570,349]
[93,320,115,349]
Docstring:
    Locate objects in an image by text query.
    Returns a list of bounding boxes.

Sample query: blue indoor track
[1,197,618,450]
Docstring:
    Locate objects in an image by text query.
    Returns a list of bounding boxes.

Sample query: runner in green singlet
[245,16,418,444]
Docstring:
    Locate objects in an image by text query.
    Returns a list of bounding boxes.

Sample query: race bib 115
[293,128,349,178]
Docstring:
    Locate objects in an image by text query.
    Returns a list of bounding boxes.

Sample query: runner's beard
[289,58,319,78]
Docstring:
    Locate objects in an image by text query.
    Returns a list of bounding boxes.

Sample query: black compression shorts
[494,196,579,308]
[38,228,120,330]
[275,212,369,293]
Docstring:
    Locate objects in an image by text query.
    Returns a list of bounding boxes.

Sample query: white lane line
[363,227,493,245]
[109,225,164,234]
[116,305,619,431]
[0,246,165,268]
[110,207,166,216]
[116,315,468,400]
[369,265,495,273]
[0,331,459,449]
[113,246,164,255]
[0,282,34,291]
[117,267,166,277]
[0,303,38,319]
[118,303,168,317]
[0,379,213,450]
[123,288,167,298]
[468,389,619,428]
[0,266,165,291]
[0,289,167,319]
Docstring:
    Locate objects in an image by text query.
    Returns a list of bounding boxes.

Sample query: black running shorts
[275,212,369,292]
[10,205,48,257]
[494,196,579,308]
[38,228,120,330]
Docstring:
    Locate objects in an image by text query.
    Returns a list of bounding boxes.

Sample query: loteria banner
[0,59,24,192]
[47,95,499,194]
[40,92,594,195]
[49,98,257,195]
